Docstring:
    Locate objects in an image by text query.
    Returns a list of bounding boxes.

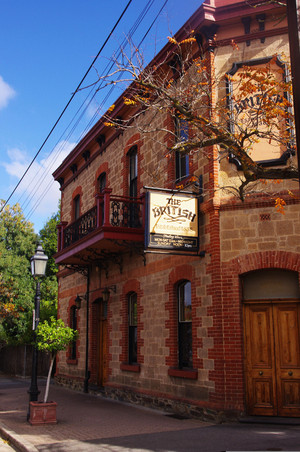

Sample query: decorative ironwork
[64,206,97,247]
[111,200,121,226]
[62,264,89,277]
[60,192,144,251]
[110,197,141,228]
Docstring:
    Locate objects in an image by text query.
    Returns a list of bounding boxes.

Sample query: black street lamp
[28,243,48,415]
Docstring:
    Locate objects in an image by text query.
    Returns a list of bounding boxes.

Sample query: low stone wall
[54,373,237,423]
[102,386,229,423]
[54,374,84,392]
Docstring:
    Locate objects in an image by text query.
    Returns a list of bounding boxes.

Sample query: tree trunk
[43,355,55,403]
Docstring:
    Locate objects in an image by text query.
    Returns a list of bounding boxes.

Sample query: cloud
[85,98,102,120]
[0,76,16,109]
[3,148,29,177]
[2,141,76,230]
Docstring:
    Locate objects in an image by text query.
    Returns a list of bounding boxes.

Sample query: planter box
[29,401,57,425]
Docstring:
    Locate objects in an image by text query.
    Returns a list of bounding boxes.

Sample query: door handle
[288,371,293,376]
[259,371,263,376]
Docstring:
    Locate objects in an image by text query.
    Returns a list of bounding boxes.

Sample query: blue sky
[0,0,202,233]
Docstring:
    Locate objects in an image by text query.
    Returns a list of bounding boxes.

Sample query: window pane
[175,152,189,181]
[175,116,189,181]
[98,173,106,193]
[129,293,137,326]
[129,148,138,197]
[178,281,192,369]
[179,322,192,368]
[242,269,300,300]
[74,196,80,220]
[129,326,137,363]
[179,281,192,322]
[128,292,137,364]
[179,119,189,141]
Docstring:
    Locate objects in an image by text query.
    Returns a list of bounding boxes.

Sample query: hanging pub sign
[145,188,199,253]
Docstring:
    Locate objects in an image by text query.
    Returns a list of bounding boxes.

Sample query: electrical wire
[18,0,169,224]
[26,0,169,222]
[22,0,158,219]
[0,0,133,214]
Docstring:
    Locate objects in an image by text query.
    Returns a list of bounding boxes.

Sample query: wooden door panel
[251,378,275,409]
[280,379,300,407]
[244,303,277,415]
[273,303,300,417]
[247,306,273,368]
[273,305,300,368]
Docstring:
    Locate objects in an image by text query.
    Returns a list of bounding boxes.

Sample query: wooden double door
[243,300,300,417]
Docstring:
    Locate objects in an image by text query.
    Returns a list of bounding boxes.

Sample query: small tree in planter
[29,316,78,425]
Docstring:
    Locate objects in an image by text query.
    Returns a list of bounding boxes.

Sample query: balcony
[54,189,145,265]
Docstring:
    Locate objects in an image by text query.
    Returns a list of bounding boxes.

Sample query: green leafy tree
[39,210,59,277]
[0,201,37,343]
[0,202,60,345]
[36,317,78,402]
[39,211,60,322]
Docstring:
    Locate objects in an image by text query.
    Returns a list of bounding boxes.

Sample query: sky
[0,0,202,233]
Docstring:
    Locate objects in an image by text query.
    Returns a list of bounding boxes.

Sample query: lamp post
[28,243,48,413]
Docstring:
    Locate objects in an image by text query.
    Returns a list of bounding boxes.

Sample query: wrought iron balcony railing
[57,189,145,252]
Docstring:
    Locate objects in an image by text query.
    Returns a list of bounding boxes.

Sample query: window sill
[67,358,78,365]
[120,363,140,373]
[168,368,198,379]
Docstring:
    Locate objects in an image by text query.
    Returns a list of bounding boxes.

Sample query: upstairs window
[98,172,106,193]
[74,195,80,220]
[175,117,189,181]
[128,146,138,197]
[178,280,192,369]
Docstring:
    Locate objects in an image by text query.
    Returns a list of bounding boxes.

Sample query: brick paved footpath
[1,374,300,452]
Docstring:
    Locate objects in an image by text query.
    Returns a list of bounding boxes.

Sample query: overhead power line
[0,0,133,214]
[24,0,169,223]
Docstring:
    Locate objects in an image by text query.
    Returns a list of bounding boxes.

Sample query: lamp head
[102,287,110,303]
[30,243,48,277]
[102,285,116,303]
[75,295,82,310]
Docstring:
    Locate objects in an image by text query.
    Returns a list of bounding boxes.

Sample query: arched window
[178,280,192,368]
[70,305,78,360]
[128,146,138,197]
[175,117,189,181]
[127,146,139,227]
[74,195,80,220]
[97,172,106,225]
[97,172,106,193]
[128,292,138,364]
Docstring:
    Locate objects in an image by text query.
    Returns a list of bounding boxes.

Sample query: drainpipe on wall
[287,0,300,184]
[84,266,90,393]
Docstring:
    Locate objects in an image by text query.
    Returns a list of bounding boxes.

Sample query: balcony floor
[54,226,144,266]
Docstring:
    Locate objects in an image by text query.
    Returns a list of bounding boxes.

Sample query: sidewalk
[1,374,300,452]
[0,374,210,452]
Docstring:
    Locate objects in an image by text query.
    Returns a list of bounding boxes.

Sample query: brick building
[53,0,300,420]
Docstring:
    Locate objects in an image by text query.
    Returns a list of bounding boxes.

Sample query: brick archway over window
[70,186,83,220]
[94,162,109,198]
[165,264,201,370]
[66,297,80,364]
[119,279,144,366]
[121,134,144,196]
